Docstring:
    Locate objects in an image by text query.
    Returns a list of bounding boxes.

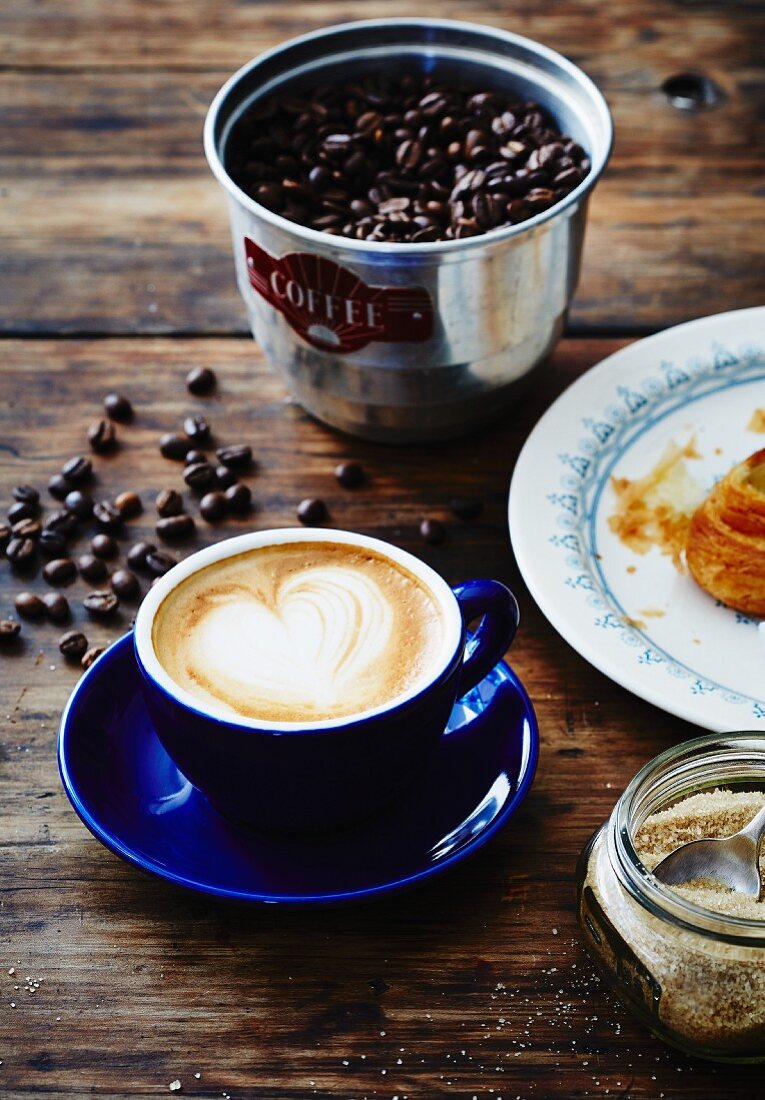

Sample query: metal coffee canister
[205,19,613,443]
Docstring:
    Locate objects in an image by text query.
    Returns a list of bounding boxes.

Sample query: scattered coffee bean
[11,518,42,540]
[0,620,21,646]
[43,557,77,585]
[47,473,70,501]
[159,432,191,461]
[87,418,117,453]
[44,508,79,537]
[39,529,67,558]
[184,462,217,494]
[12,485,40,506]
[199,491,226,522]
[42,592,71,623]
[183,415,210,443]
[127,541,156,571]
[103,392,133,422]
[61,455,92,483]
[8,500,38,524]
[59,630,88,661]
[83,591,120,618]
[111,569,139,600]
[420,518,446,545]
[145,549,176,577]
[92,500,123,532]
[90,533,118,560]
[78,553,108,582]
[215,465,237,490]
[216,444,252,470]
[114,490,142,519]
[185,449,207,466]
[156,514,196,542]
[297,498,327,526]
[223,482,252,514]
[81,646,104,670]
[6,537,36,569]
[449,496,484,521]
[64,489,94,519]
[0,523,11,551]
[14,592,45,620]
[155,489,184,517]
[334,461,365,489]
[186,366,216,395]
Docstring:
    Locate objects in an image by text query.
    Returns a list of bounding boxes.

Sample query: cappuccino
[152,540,447,722]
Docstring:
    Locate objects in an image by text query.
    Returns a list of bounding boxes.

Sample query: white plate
[509,307,765,732]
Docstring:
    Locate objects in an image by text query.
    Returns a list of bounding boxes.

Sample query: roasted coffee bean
[114,490,142,519]
[159,433,191,461]
[199,491,227,522]
[183,415,210,443]
[81,646,104,670]
[215,444,252,470]
[145,549,176,577]
[183,462,217,494]
[111,569,139,600]
[0,523,10,551]
[59,630,88,661]
[47,473,70,501]
[42,592,70,624]
[43,557,76,585]
[87,418,117,453]
[156,489,184,517]
[83,591,120,618]
[223,483,251,514]
[186,366,216,395]
[103,392,133,422]
[156,514,196,542]
[449,496,484,521]
[8,499,38,524]
[184,450,207,466]
[39,529,67,558]
[215,465,237,490]
[90,533,118,560]
[0,620,21,646]
[12,484,40,506]
[334,460,365,489]
[11,518,41,540]
[61,455,92,483]
[126,540,156,571]
[78,553,108,582]
[419,517,446,545]
[14,592,45,620]
[93,500,123,532]
[64,489,94,519]
[6,537,36,568]
[44,508,79,537]
[297,498,327,526]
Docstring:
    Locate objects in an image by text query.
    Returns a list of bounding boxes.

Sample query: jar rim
[610,731,765,946]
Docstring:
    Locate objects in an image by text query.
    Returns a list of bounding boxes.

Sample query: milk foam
[152,542,446,722]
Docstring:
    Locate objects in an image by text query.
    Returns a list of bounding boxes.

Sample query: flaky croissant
[687,448,765,616]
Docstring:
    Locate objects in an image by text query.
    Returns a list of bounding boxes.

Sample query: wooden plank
[1,0,763,334]
[0,335,756,1098]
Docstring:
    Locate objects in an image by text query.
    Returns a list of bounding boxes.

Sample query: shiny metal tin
[205,19,613,442]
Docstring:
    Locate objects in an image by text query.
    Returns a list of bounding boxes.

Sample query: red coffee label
[245,239,434,354]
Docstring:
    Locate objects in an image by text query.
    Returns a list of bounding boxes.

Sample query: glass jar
[576,732,765,1062]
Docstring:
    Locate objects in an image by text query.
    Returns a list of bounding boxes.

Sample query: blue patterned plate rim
[57,633,539,906]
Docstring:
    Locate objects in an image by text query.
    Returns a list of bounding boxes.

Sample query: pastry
[686,448,765,615]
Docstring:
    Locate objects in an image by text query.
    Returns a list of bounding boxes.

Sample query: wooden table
[1,2,763,1097]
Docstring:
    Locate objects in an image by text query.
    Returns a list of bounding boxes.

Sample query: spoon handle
[741,802,765,851]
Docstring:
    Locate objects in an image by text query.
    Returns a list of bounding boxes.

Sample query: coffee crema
[152,541,448,722]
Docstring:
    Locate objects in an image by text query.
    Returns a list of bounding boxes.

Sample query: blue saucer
[58,634,538,906]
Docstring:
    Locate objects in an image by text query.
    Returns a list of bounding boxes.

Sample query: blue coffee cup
[134,529,519,832]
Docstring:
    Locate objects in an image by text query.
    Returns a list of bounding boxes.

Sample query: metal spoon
[652,803,765,899]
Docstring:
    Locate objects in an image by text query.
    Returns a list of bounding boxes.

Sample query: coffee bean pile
[229,72,590,243]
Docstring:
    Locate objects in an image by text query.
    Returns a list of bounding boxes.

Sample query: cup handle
[451,579,520,698]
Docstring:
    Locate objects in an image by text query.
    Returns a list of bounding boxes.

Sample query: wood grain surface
[1,1,763,334]
[0,337,760,1099]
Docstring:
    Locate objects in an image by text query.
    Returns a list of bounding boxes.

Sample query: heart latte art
[152,542,448,722]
